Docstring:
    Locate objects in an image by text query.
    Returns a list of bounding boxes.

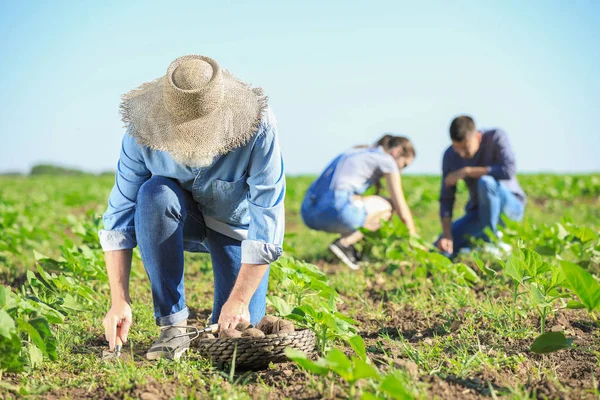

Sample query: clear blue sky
[1,0,598,175]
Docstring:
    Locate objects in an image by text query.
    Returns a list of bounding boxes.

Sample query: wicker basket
[191,329,316,370]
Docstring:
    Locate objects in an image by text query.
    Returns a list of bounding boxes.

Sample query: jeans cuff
[156,307,189,326]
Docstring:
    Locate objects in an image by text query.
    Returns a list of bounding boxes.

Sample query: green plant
[0,285,64,371]
[502,247,569,333]
[530,331,573,354]
[268,257,358,353]
[561,260,600,325]
[286,335,414,399]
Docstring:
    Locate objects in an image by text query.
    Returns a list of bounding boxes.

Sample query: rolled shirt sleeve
[241,110,285,265]
[439,148,456,219]
[98,129,151,251]
[487,129,517,180]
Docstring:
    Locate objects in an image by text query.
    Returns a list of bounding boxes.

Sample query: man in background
[436,115,526,257]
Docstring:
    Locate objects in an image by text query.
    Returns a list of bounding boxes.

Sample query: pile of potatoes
[216,316,295,339]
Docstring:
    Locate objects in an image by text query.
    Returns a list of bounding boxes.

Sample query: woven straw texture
[120,55,267,167]
[192,329,316,370]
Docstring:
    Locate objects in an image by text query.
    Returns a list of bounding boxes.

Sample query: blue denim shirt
[99,107,285,264]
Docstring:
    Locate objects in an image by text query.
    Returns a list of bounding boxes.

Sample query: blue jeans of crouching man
[437,176,525,257]
[135,176,269,326]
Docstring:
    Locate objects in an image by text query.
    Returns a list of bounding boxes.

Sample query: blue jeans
[438,176,525,256]
[301,190,367,235]
[134,176,270,326]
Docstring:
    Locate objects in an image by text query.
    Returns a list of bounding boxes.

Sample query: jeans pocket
[210,172,248,224]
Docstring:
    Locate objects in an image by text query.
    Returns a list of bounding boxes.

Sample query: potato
[274,319,295,334]
[241,328,266,338]
[257,316,295,334]
[257,315,279,334]
[205,333,216,339]
[235,322,252,332]
[218,328,242,338]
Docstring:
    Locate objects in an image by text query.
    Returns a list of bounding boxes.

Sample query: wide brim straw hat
[120,55,267,167]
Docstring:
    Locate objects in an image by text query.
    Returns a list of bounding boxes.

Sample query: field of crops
[1,174,599,399]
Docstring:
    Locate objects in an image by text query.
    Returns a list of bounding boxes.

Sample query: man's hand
[218,298,251,331]
[437,237,454,255]
[103,301,132,350]
[444,168,469,188]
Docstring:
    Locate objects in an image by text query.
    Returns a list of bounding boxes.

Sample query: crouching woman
[301,135,416,269]
[99,55,285,360]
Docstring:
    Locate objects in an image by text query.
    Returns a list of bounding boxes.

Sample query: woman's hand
[103,300,132,350]
[218,263,269,331]
[218,298,251,331]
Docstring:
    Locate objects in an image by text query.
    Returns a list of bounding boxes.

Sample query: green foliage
[561,260,600,321]
[286,335,414,399]
[502,248,569,333]
[0,174,599,398]
[268,257,358,353]
[530,331,573,354]
[0,207,108,371]
[0,284,64,371]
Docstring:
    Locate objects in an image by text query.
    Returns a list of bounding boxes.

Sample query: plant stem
[591,311,599,328]
[540,308,547,334]
[320,326,328,355]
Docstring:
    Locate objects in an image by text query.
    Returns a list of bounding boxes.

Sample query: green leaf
[28,318,57,360]
[28,344,43,368]
[556,223,569,240]
[566,225,598,243]
[361,393,384,400]
[33,250,49,261]
[472,253,497,277]
[0,309,16,338]
[351,357,380,381]
[334,312,359,326]
[504,254,524,283]
[380,373,414,399]
[284,348,330,375]
[348,335,367,361]
[16,319,47,356]
[560,261,600,312]
[455,263,480,284]
[61,294,84,311]
[566,300,586,309]
[521,248,551,277]
[530,331,573,354]
[267,295,293,316]
[326,349,353,381]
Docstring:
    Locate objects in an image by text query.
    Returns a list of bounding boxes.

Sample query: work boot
[146,325,199,360]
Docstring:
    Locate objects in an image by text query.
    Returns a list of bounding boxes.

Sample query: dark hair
[449,115,476,141]
[375,134,415,159]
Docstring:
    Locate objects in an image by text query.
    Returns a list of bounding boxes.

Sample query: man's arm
[488,129,517,180]
[439,149,457,220]
[438,150,456,253]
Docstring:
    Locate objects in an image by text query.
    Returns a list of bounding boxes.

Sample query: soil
[6,262,599,400]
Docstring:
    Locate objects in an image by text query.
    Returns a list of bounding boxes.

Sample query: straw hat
[120,55,267,167]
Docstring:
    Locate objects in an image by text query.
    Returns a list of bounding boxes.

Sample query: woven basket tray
[191,329,316,370]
